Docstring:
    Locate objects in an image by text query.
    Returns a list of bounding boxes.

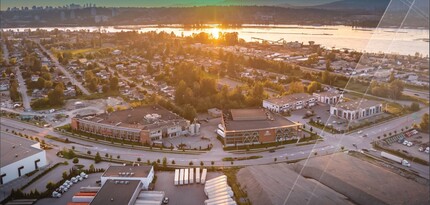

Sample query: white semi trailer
[381,151,411,167]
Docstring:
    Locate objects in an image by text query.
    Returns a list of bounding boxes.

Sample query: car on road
[414,94,419,96]
[362,134,368,137]
[357,130,363,134]
[163,197,169,204]
[269,149,276,153]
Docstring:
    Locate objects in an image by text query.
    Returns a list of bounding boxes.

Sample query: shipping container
[196,168,201,183]
[79,187,100,193]
[208,188,234,199]
[204,195,234,205]
[174,169,180,185]
[205,177,227,187]
[72,196,94,203]
[206,175,227,184]
[207,201,237,205]
[74,192,97,197]
[206,186,233,197]
[179,169,184,185]
[184,168,189,185]
[204,182,228,191]
[201,169,208,184]
[207,190,234,199]
[206,199,236,205]
[189,168,194,184]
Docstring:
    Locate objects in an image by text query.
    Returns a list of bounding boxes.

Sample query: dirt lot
[237,153,429,205]
[292,153,430,205]
[236,163,352,205]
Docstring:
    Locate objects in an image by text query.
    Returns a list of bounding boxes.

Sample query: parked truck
[174,169,179,185]
[201,169,208,184]
[381,151,411,167]
[196,168,201,183]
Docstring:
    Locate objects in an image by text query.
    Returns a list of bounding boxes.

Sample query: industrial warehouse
[217,108,302,146]
[0,133,48,185]
[71,105,190,144]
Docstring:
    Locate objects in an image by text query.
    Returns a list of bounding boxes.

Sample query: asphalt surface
[15,67,31,110]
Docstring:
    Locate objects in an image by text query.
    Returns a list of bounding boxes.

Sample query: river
[3,24,429,56]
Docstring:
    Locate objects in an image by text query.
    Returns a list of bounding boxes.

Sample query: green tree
[388,79,404,99]
[410,102,420,111]
[162,157,167,167]
[72,157,79,164]
[307,81,322,94]
[288,81,305,94]
[48,83,65,106]
[322,70,331,84]
[46,181,55,190]
[420,113,429,133]
[62,171,68,180]
[89,164,95,172]
[182,104,197,121]
[110,76,119,91]
[95,152,102,163]
[389,71,395,83]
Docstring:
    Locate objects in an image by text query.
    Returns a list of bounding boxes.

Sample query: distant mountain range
[221,0,429,12]
[310,0,390,11]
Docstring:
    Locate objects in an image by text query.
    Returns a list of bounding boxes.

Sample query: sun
[210,27,220,39]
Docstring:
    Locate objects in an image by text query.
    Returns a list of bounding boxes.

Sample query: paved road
[34,41,90,95]
[15,67,32,110]
[404,88,430,100]
[1,41,9,64]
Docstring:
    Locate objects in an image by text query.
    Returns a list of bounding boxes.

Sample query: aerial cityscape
[0,0,429,205]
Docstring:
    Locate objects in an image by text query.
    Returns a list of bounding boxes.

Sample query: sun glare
[210,27,220,39]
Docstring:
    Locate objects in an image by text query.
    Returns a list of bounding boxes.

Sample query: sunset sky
[1,0,338,9]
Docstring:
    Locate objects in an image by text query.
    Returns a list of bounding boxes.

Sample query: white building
[330,100,383,121]
[313,91,343,105]
[101,165,154,190]
[1,133,48,185]
[263,93,316,113]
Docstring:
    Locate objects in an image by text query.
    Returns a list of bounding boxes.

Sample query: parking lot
[387,130,429,162]
[34,172,103,205]
[154,171,223,205]
[162,116,222,150]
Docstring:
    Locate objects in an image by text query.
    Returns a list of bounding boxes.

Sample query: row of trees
[370,79,404,99]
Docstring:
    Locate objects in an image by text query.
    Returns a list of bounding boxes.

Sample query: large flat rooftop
[333,99,382,111]
[75,105,187,130]
[1,133,44,167]
[223,109,299,131]
[90,179,141,205]
[264,93,314,106]
[102,165,153,178]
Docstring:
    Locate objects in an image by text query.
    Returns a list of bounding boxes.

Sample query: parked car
[357,130,363,134]
[418,147,424,152]
[163,197,169,204]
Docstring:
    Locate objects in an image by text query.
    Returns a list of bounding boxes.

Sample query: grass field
[53,48,104,56]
